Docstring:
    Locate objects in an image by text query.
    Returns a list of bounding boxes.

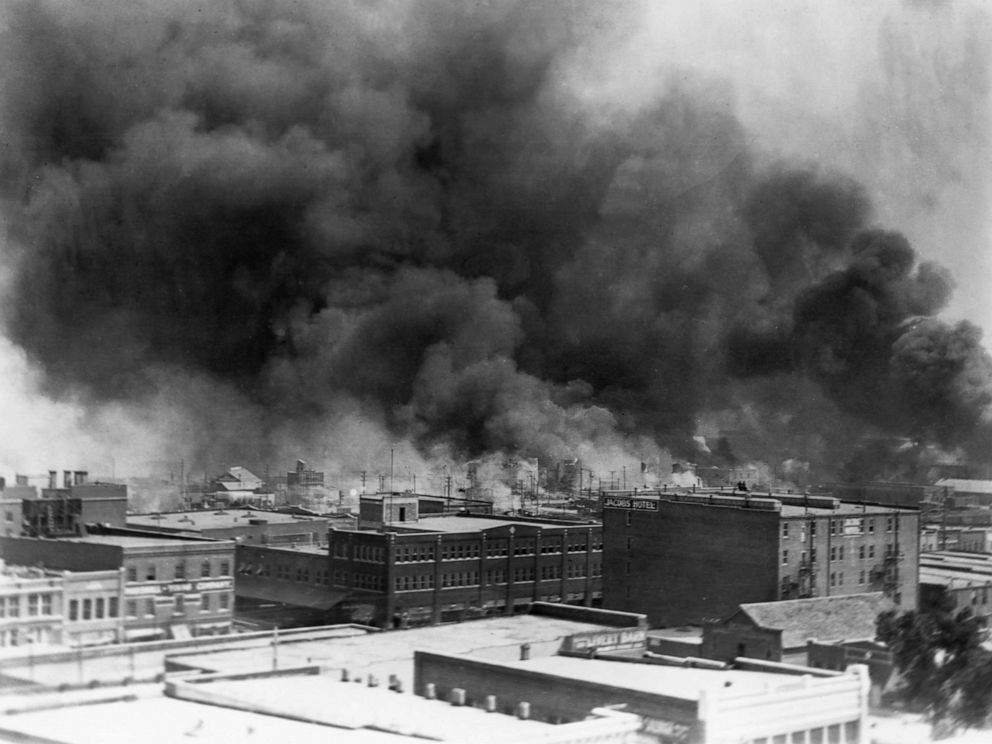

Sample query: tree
[877,594,991,733]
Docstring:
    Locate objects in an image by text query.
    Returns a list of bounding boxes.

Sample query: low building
[919,551,992,622]
[0,563,63,648]
[414,647,870,743]
[602,489,919,627]
[1,528,235,640]
[127,508,330,547]
[701,593,890,665]
[0,486,26,537]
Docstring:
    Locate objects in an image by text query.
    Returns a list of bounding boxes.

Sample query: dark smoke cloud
[1,0,990,481]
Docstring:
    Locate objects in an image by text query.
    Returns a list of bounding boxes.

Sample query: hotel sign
[603,496,658,511]
[126,578,233,597]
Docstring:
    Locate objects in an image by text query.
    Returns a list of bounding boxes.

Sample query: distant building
[286,459,324,488]
[935,478,992,508]
[602,489,919,627]
[701,593,891,664]
[822,481,945,510]
[919,551,992,623]
[0,485,28,537]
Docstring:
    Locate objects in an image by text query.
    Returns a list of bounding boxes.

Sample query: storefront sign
[564,627,647,653]
[125,578,233,597]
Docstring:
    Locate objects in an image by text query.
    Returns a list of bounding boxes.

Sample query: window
[782,522,789,539]
[109,597,119,618]
[83,598,92,620]
[146,565,156,582]
[174,595,185,614]
[859,570,866,585]
[201,560,211,578]
[219,593,230,611]
[126,600,137,618]
[220,561,230,576]
[28,594,39,617]
[175,562,186,580]
[7,596,18,618]
[859,545,865,560]
[838,545,844,560]
[145,598,155,616]
[625,561,631,575]
[868,519,875,534]
[626,537,632,551]
[95,597,105,619]
[887,517,894,533]
[3,510,11,522]
[127,566,137,582]
[782,550,788,565]
[69,599,79,621]
[869,545,875,559]
[625,512,631,527]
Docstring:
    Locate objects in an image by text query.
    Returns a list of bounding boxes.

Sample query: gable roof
[738,593,890,649]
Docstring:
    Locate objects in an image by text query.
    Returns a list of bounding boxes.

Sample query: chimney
[48,470,57,489]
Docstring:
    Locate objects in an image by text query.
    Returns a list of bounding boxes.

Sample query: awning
[236,583,350,611]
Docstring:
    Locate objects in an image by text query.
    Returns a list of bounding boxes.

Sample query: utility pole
[622,465,626,491]
[390,447,394,494]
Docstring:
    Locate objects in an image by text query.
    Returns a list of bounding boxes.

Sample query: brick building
[326,496,603,627]
[20,476,127,538]
[601,489,918,627]
[1,528,235,640]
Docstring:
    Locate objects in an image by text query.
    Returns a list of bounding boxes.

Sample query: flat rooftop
[779,502,913,517]
[178,674,554,741]
[168,613,616,690]
[507,655,791,701]
[128,508,328,531]
[59,534,225,548]
[0,695,408,744]
[396,515,587,533]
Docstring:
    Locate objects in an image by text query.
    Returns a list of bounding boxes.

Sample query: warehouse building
[326,495,603,627]
[602,489,918,627]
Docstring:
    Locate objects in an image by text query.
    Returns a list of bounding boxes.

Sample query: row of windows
[396,545,437,563]
[126,560,230,583]
[781,517,899,539]
[124,592,229,617]
[393,561,599,592]
[68,596,118,621]
[781,543,903,565]
[0,593,57,618]
[339,537,603,563]
[353,573,384,591]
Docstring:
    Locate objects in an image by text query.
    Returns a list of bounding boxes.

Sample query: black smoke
[1,0,990,480]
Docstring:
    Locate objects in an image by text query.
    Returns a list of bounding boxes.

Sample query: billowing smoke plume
[0,0,989,484]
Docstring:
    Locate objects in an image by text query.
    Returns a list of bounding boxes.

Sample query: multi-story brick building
[601,489,919,627]
[324,495,603,627]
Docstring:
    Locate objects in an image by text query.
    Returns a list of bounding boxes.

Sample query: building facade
[0,564,63,648]
[0,529,235,640]
[602,490,919,627]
